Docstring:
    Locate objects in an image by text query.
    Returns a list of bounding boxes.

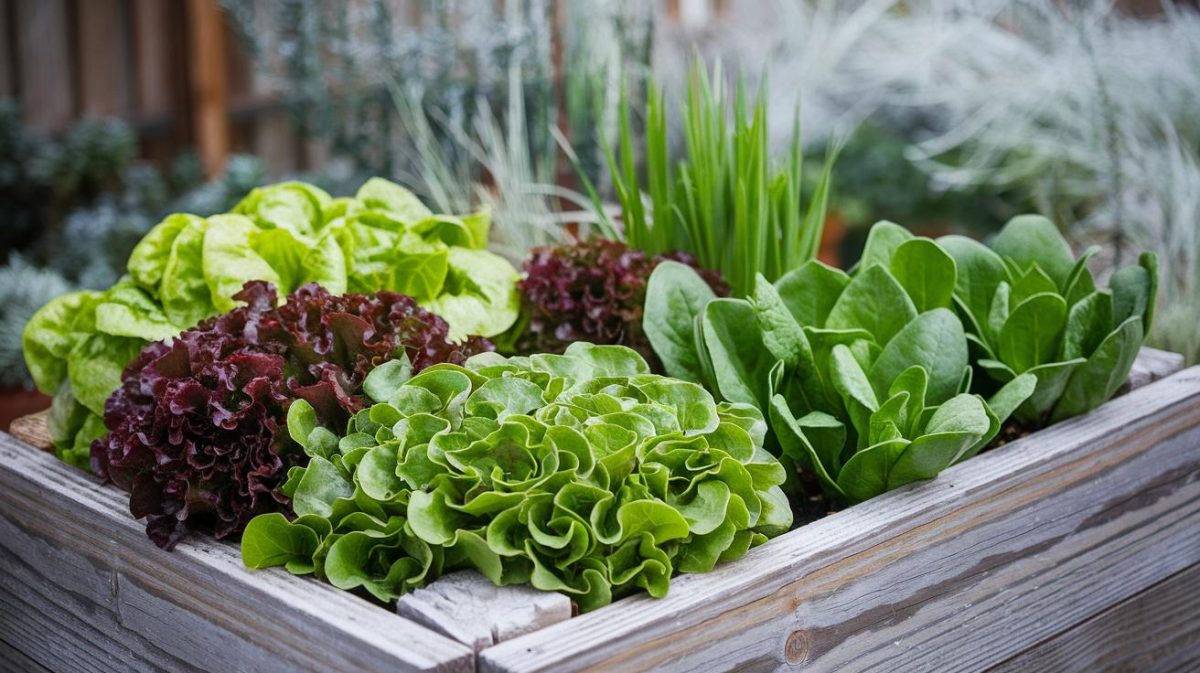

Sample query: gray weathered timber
[479,364,1200,673]
[1124,347,1187,393]
[397,571,573,653]
[0,433,475,673]
[989,563,1200,673]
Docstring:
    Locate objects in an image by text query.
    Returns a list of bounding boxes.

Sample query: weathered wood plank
[1123,346,1186,392]
[9,409,52,450]
[989,563,1200,673]
[0,433,475,673]
[0,638,53,673]
[479,365,1200,673]
[397,571,573,653]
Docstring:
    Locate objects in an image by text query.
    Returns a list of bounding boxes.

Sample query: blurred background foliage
[1,0,1197,406]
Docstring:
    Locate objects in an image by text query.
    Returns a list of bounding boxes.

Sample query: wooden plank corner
[397,571,572,653]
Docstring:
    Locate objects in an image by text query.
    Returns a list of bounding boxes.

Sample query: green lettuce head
[242,343,791,611]
[23,178,520,465]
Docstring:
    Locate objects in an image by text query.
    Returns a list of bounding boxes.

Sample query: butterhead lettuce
[23,178,520,465]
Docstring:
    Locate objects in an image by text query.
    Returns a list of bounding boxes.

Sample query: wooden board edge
[0,432,475,673]
[7,410,52,451]
[987,563,1200,672]
[478,365,1200,672]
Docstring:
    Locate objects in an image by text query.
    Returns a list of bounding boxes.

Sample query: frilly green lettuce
[241,343,791,611]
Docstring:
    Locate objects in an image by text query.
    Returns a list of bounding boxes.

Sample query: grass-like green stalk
[596,62,834,296]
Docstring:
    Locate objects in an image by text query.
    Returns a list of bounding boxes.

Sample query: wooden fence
[0,0,305,177]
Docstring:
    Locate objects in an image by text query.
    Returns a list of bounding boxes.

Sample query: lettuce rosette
[23,178,519,465]
[241,343,792,611]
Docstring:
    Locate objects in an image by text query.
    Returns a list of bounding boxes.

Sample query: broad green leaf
[355,177,433,224]
[939,234,1009,338]
[127,214,204,292]
[998,293,1067,373]
[160,220,217,327]
[1061,291,1112,360]
[1109,263,1151,326]
[837,438,909,503]
[363,356,414,403]
[241,513,320,569]
[702,298,775,409]
[93,280,179,341]
[292,457,354,518]
[201,214,285,313]
[643,261,718,382]
[422,247,520,339]
[234,181,331,235]
[750,273,811,371]
[990,214,1075,289]
[869,308,967,406]
[22,290,99,394]
[773,260,850,327]
[1009,264,1058,308]
[1051,317,1144,422]
[66,333,143,415]
[858,221,914,271]
[826,264,917,346]
[890,238,957,312]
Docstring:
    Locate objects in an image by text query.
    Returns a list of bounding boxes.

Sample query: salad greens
[23,178,519,465]
[242,343,791,611]
[644,221,1038,504]
[940,215,1158,423]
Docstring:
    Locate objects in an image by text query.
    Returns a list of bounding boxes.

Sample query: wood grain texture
[989,563,1200,673]
[480,365,1200,673]
[0,638,53,673]
[397,571,572,653]
[1124,346,1186,392]
[0,434,475,673]
[8,409,52,451]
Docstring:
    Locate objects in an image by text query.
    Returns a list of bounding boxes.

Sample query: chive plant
[594,63,834,296]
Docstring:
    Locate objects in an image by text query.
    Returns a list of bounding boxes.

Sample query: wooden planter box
[2,349,1198,673]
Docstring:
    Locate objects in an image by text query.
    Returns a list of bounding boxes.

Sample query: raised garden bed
[2,347,1196,672]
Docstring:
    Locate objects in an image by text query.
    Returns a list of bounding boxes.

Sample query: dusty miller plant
[660,0,1200,363]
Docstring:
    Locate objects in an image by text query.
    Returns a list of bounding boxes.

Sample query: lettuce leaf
[242,344,789,611]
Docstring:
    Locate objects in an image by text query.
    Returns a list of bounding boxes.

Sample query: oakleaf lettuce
[241,343,791,611]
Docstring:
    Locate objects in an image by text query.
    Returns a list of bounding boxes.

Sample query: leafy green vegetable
[940,215,1156,423]
[644,222,1038,504]
[24,178,521,464]
[597,62,833,296]
[241,343,790,611]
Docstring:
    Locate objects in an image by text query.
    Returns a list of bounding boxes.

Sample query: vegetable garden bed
[2,347,1196,673]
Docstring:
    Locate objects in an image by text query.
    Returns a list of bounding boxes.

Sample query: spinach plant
[940,215,1157,423]
[644,222,1036,504]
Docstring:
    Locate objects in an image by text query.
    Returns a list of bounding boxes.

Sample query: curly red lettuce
[513,238,728,367]
[91,280,492,549]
